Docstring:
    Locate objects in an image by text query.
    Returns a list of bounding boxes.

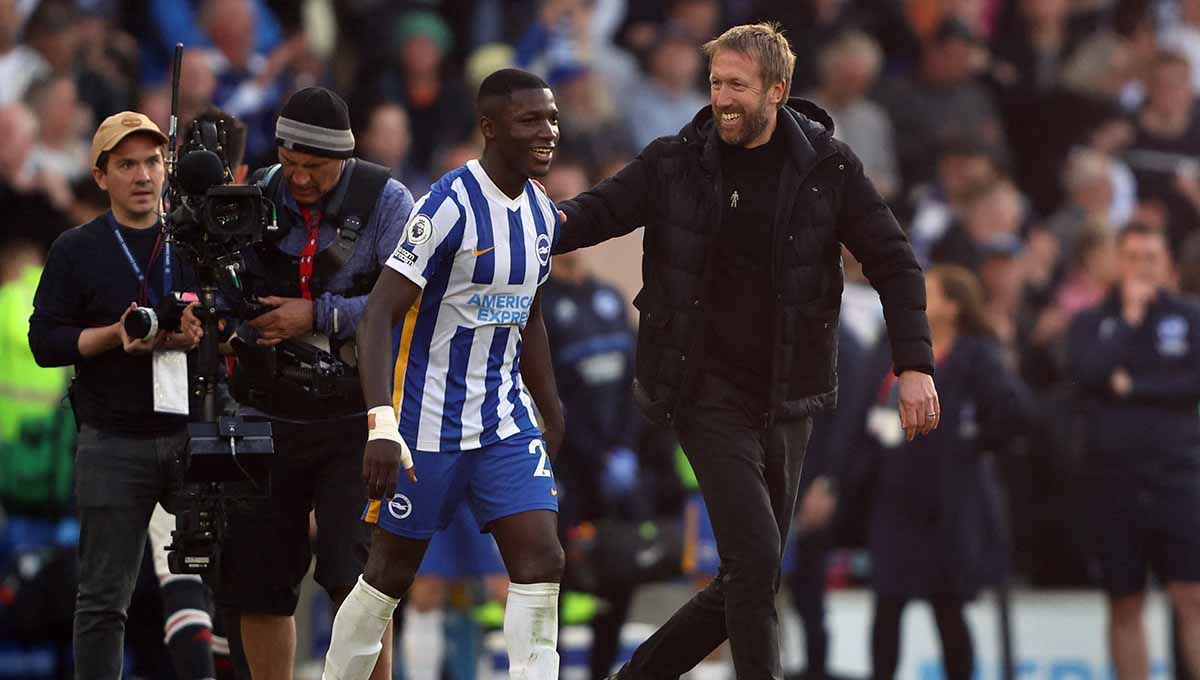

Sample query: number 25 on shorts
[529,440,553,478]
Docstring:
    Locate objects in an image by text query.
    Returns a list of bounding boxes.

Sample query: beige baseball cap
[91,111,168,168]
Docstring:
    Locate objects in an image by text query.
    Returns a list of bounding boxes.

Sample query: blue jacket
[864,334,1031,599]
[1067,290,1200,487]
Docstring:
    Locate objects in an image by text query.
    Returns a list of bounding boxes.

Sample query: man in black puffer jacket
[554,23,940,680]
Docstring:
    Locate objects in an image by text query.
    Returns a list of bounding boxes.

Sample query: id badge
[153,350,190,415]
[867,405,904,449]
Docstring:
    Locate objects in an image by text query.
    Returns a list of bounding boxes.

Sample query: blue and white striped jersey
[385,160,560,452]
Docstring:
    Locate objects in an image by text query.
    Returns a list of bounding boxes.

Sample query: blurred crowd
[6,0,1200,676]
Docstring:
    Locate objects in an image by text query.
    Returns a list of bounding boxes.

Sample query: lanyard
[108,211,171,307]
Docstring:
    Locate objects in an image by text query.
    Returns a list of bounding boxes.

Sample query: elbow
[29,339,61,368]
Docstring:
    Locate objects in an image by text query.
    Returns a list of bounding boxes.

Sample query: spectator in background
[1061,2,1157,109]
[1163,0,1200,91]
[773,0,868,95]
[806,30,899,202]
[866,264,1031,680]
[991,0,1090,96]
[931,178,1028,271]
[908,138,1006,265]
[139,0,283,85]
[0,0,26,104]
[354,100,430,193]
[2,1,81,105]
[201,0,304,169]
[988,0,1095,214]
[0,103,71,253]
[1125,49,1200,252]
[1027,223,1116,371]
[176,50,218,132]
[25,74,91,183]
[354,10,475,179]
[514,0,640,95]
[70,6,139,124]
[550,63,636,174]
[875,17,1005,193]
[1044,148,1120,254]
[625,28,708,149]
[1066,223,1200,680]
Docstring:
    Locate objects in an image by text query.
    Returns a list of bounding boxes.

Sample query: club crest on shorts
[388,493,413,520]
[405,214,434,246]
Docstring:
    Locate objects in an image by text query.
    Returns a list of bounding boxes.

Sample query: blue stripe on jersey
[506,338,537,433]
[439,326,475,450]
[507,208,526,284]
[524,183,551,283]
[460,171,496,285]
[479,327,510,445]
[398,208,467,441]
[429,165,471,195]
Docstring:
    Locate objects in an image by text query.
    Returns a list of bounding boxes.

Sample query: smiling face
[92,133,164,226]
[483,87,560,179]
[709,48,785,148]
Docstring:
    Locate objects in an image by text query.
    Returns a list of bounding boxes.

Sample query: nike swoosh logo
[473,246,496,257]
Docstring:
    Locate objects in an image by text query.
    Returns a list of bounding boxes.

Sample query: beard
[717,93,772,146]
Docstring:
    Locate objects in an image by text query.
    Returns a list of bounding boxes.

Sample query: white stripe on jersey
[385,159,559,452]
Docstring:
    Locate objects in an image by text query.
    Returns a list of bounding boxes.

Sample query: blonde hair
[703,22,796,106]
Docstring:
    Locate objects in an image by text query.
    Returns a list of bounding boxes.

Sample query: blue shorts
[419,504,506,578]
[364,433,558,540]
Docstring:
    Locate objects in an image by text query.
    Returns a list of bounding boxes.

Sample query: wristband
[367,406,414,470]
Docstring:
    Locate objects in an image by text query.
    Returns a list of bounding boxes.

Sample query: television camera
[157,44,277,576]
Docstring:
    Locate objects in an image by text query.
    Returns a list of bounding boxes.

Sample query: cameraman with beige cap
[29,111,206,680]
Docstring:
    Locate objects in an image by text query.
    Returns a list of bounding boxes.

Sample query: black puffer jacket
[556,99,933,426]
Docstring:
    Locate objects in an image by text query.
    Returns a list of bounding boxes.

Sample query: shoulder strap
[321,158,392,270]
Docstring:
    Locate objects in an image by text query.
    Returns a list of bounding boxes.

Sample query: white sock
[504,582,560,680]
[401,606,445,680]
[322,575,400,680]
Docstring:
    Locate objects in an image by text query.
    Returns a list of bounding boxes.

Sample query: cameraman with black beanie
[28,111,204,680]
[214,87,412,680]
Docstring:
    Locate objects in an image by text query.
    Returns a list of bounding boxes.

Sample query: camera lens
[124,307,159,342]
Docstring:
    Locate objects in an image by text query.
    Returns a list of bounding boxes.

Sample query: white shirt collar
[467,159,527,211]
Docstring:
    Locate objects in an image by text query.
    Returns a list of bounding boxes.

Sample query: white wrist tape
[367,406,414,470]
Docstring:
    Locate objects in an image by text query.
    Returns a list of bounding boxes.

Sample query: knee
[1169,584,1200,623]
[1109,593,1146,627]
[727,543,782,590]
[508,540,565,584]
[362,556,417,601]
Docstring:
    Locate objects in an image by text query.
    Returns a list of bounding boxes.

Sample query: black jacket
[556,98,933,425]
[1067,290,1200,487]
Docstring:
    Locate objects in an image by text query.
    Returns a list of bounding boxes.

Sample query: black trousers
[73,425,188,680]
[623,373,813,680]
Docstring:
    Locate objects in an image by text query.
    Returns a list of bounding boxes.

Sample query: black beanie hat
[275,86,355,159]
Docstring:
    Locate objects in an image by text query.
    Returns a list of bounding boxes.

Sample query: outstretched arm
[554,145,657,254]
